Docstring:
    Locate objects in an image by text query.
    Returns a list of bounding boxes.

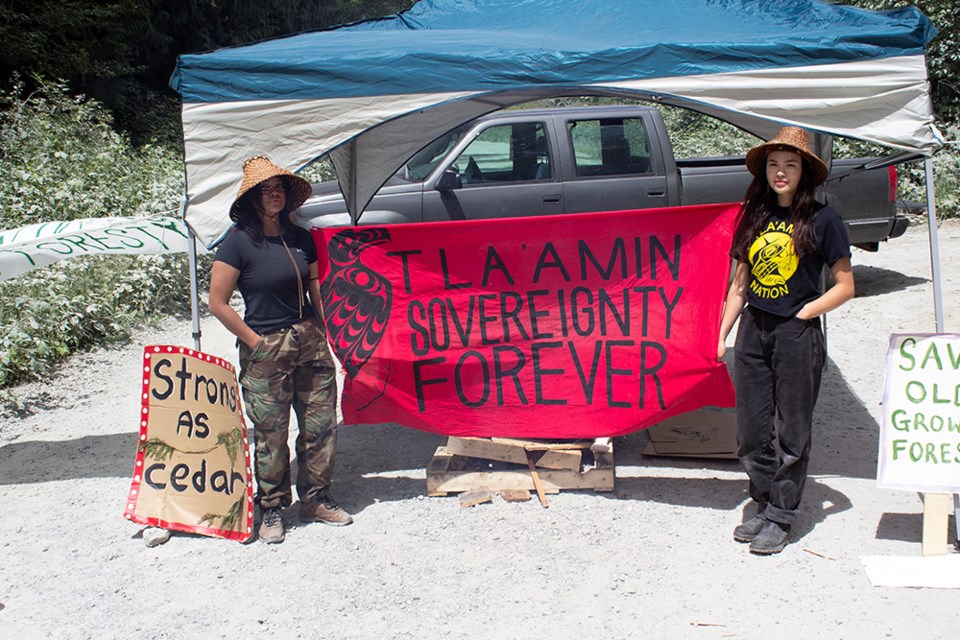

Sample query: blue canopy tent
[171,0,942,250]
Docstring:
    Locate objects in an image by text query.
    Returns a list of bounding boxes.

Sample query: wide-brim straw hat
[745,126,829,187]
[230,155,313,220]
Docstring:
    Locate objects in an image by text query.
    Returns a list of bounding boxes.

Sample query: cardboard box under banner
[643,407,738,459]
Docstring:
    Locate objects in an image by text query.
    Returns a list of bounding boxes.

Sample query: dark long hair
[230,177,299,245]
[731,157,819,261]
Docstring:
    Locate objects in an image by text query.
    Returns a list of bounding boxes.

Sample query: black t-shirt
[214,226,317,333]
[743,203,851,318]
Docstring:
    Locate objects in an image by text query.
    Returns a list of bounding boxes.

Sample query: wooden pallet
[426,436,614,496]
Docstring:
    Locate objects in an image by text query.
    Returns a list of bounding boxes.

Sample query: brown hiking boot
[299,494,353,526]
[258,508,285,544]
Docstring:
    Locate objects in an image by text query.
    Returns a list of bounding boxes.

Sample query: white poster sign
[0,216,192,281]
[878,333,960,493]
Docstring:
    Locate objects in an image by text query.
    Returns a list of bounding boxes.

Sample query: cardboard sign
[124,345,253,542]
[314,203,737,439]
[878,333,960,493]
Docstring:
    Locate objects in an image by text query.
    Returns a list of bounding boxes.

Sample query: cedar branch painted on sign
[140,427,246,527]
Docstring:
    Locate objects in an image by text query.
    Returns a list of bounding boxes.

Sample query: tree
[0,0,415,144]
[0,1,147,83]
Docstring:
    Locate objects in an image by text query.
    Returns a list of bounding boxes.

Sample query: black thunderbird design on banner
[320,228,393,378]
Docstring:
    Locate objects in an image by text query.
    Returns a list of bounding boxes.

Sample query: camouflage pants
[238,315,338,511]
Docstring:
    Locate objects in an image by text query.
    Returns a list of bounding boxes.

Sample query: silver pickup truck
[297,106,907,251]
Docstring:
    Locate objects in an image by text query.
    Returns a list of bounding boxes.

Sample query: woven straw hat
[745,126,829,187]
[230,155,313,220]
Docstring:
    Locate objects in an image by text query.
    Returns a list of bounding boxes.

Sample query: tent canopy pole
[349,139,359,227]
[924,157,944,332]
[188,228,202,352]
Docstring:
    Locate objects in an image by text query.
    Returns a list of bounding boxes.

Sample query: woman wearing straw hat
[209,155,352,544]
[717,127,855,555]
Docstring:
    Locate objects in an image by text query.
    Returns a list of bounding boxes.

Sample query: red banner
[314,204,737,438]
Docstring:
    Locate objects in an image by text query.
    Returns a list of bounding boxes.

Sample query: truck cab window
[451,122,551,184]
[568,118,652,177]
[405,124,470,181]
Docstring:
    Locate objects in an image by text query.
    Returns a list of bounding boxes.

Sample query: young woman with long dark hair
[209,156,352,544]
[717,127,855,554]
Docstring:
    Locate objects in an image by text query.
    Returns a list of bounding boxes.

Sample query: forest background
[0,0,957,405]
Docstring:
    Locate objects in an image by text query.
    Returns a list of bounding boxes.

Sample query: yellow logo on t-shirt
[748,219,798,299]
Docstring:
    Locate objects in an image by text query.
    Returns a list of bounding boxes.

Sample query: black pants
[734,305,824,525]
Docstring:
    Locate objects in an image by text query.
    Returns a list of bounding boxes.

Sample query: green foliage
[0,253,202,388]
[0,78,201,388]
[145,0,415,56]
[657,106,759,158]
[0,77,182,230]
[0,1,147,83]
[199,496,246,532]
[906,127,960,219]
[0,0,417,144]
[217,427,245,471]
[141,436,176,462]
[298,156,338,184]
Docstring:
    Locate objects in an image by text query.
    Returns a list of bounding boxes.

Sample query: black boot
[733,515,766,543]
[749,521,790,555]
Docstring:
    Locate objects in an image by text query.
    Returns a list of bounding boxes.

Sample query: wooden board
[458,487,493,508]
[446,436,583,471]
[426,440,615,496]
[487,437,596,451]
[499,489,532,502]
[921,492,952,557]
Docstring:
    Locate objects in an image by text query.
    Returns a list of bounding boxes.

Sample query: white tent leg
[924,158,944,332]
[188,228,202,351]
[922,157,956,546]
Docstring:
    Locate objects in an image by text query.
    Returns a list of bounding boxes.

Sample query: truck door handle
[646,188,666,198]
[543,194,561,204]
